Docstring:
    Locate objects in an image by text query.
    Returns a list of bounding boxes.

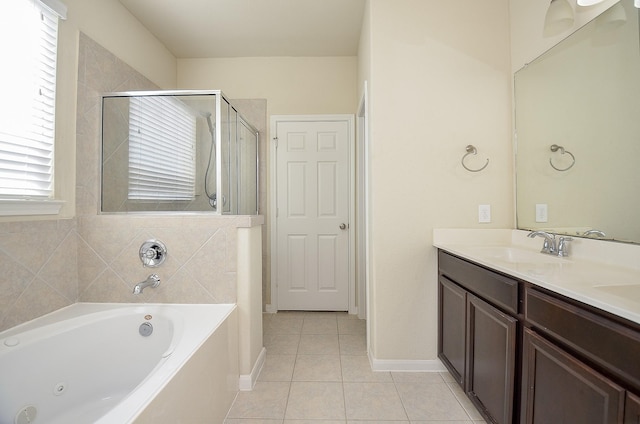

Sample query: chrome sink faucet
[583,229,606,238]
[528,231,557,255]
[527,231,572,257]
[133,274,160,294]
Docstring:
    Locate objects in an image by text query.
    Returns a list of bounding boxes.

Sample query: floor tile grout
[227,312,483,423]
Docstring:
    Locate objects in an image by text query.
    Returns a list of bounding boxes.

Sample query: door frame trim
[269,114,356,313]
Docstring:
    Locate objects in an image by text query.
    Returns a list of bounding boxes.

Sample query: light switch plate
[536,204,548,223]
[478,204,491,223]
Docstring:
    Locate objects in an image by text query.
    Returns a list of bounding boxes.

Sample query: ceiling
[118,0,366,59]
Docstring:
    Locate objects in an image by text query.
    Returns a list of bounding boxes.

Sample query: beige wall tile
[2,34,256,331]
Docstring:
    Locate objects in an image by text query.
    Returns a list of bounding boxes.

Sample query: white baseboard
[368,352,447,372]
[238,347,266,391]
[264,304,277,314]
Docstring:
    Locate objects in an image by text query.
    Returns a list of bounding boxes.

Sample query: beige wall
[364,0,513,361]
[177,57,358,115]
[178,56,358,307]
[64,0,177,89]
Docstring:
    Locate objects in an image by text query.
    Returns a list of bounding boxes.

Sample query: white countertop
[433,229,640,325]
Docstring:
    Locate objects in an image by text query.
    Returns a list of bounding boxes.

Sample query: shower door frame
[100,89,259,215]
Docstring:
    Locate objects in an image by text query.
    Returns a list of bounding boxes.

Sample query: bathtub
[0,303,239,424]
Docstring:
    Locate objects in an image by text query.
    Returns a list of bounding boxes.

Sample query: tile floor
[225,312,487,423]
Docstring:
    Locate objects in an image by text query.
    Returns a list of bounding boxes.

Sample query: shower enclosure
[101,90,259,215]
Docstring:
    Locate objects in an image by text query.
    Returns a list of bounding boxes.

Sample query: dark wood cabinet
[438,249,640,424]
[521,328,625,424]
[438,275,466,385]
[438,251,518,423]
[467,294,517,424]
[625,392,640,424]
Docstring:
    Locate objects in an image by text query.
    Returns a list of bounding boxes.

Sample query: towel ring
[461,145,489,172]
[549,144,575,171]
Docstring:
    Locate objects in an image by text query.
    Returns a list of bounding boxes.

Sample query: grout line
[445,381,477,421]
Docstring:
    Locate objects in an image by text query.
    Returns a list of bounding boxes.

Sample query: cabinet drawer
[525,287,640,391]
[438,250,519,315]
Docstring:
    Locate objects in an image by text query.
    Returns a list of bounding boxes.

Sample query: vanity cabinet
[466,293,517,424]
[438,275,466,385]
[523,286,640,424]
[521,327,625,424]
[438,249,640,424]
[625,393,640,423]
[438,251,519,424]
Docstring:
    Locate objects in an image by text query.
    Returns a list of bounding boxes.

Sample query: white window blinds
[0,0,62,200]
[128,96,197,200]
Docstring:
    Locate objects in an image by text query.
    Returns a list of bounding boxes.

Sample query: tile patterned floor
[225,312,487,424]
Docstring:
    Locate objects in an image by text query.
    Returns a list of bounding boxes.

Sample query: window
[128,96,197,201]
[0,0,66,215]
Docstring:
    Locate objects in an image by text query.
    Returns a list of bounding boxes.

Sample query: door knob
[339,223,347,230]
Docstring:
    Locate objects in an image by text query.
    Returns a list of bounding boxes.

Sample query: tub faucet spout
[133,274,160,294]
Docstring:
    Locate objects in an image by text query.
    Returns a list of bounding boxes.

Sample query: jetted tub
[0,303,239,424]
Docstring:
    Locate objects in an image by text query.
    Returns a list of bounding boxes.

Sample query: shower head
[200,111,214,135]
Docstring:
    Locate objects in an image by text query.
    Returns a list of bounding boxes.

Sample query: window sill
[0,199,65,216]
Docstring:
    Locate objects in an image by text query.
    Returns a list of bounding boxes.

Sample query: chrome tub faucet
[133,274,160,294]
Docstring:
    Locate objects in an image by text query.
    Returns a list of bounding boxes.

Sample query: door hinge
[273,136,278,148]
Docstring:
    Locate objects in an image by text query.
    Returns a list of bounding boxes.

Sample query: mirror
[515,0,640,244]
[101,91,259,214]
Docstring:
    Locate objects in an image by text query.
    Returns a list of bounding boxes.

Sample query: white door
[274,117,351,311]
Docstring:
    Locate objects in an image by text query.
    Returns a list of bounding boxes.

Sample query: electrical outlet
[536,204,548,223]
[478,204,491,223]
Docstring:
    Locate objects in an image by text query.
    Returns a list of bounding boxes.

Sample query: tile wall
[0,33,265,333]
[0,219,77,331]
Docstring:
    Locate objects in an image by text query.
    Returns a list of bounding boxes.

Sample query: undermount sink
[463,246,563,265]
[595,285,640,303]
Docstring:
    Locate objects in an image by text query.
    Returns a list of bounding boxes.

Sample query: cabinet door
[625,392,640,424]
[466,294,517,424]
[438,276,466,386]
[521,328,625,424]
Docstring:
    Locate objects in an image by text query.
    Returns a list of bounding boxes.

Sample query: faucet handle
[557,236,573,257]
[539,233,556,254]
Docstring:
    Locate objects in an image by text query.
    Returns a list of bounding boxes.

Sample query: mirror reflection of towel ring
[461,145,489,172]
[549,144,575,171]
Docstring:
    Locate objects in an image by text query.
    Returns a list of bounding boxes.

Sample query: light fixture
[579,0,639,10]
[544,0,574,35]
[577,0,605,6]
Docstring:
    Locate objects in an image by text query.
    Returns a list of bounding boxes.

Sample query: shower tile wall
[75,33,247,304]
[76,33,160,216]
[0,33,263,333]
